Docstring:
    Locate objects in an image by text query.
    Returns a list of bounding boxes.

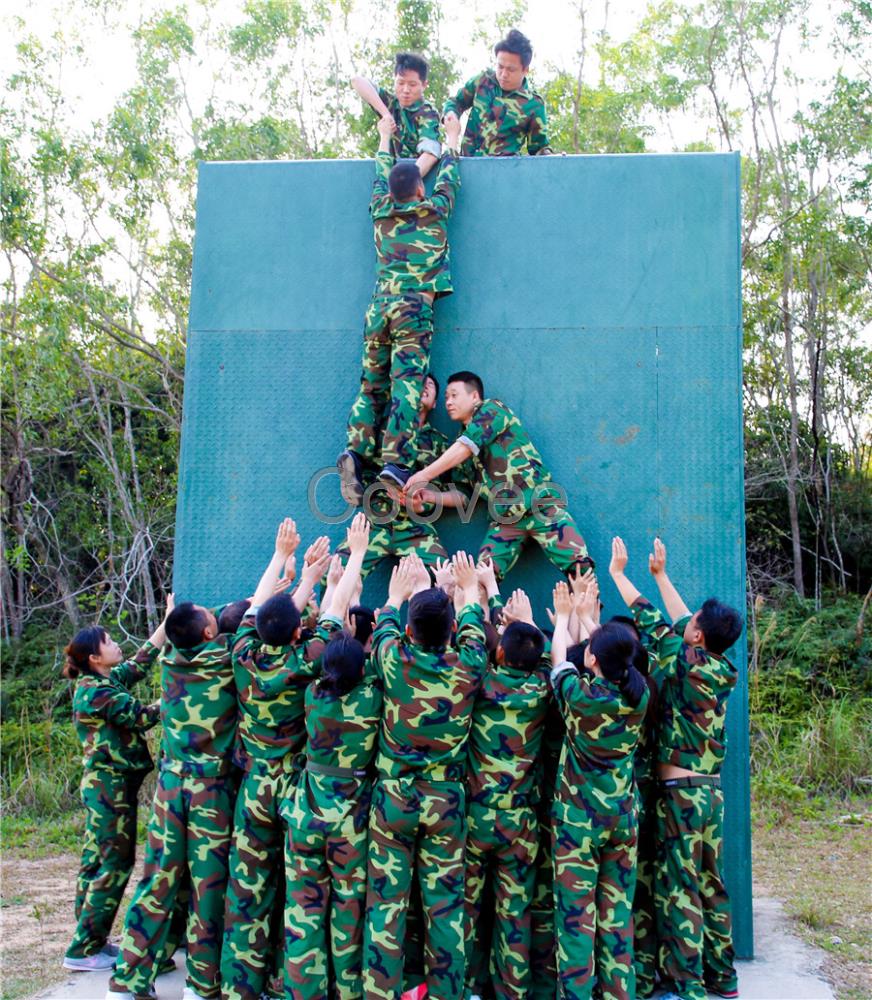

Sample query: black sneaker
[379,463,410,489]
[337,450,364,506]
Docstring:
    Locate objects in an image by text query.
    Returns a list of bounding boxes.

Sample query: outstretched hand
[648,537,667,577]
[346,512,371,556]
[552,580,573,618]
[609,536,628,577]
[275,518,300,559]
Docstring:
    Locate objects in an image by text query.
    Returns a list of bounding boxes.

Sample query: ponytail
[588,622,646,708]
[63,626,107,680]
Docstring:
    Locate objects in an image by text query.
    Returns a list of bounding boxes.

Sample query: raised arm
[292,536,331,612]
[452,550,481,610]
[608,535,645,609]
[323,514,370,620]
[351,75,393,120]
[649,538,691,621]
[252,518,300,609]
[550,581,573,667]
[404,440,474,497]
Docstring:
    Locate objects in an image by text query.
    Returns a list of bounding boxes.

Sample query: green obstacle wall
[178,151,752,956]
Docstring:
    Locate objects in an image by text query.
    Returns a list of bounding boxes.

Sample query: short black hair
[500,621,545,671]
[389,160,423,201]
[256,593,302,647]
[408,587,455,648]
[566,641,588,671]
[425,372,439,398]
[494,29,533,68]
[447,370,484,399]
[696,598,743,655]
[166,603,211,649]
[218,600,251,636]
[395,52,429,82]
[348,604,376,646]
[320,633,367,696]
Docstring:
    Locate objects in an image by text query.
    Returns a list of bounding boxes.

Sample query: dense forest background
[1,0,870,813]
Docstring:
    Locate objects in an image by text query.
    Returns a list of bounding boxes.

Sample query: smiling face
[445,380,481,424]
[494,50,526,92]
[395,68,426,107]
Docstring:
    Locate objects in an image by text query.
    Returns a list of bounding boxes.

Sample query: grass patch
[1,813,84,857]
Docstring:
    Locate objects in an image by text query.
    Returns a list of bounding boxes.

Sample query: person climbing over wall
[337,111,462,500]
[443,29,552,157]
[351,52,442,177]
[403,370,595,581]
[608,535,744,1000]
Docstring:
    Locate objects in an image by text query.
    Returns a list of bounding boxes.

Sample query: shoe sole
[63,958,115,971]
[337,454,362,506]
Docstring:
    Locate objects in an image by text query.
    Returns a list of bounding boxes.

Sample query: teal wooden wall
[179,151,752,955]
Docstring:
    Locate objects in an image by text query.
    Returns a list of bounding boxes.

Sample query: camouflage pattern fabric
[66,767,147,959]
[655,784,737,1000]
[363,601,487,998]
[222,616,340,999]
[550,662,649,999]
[346,292,433,469]
[631,598,738,774]
[370,150,459,299]
[478,504,592,582]
[376,85,441,159]
[633,777,659,998]
[109,766,234,999]
[72,643,161,771]
[443,70,552,157]
[283,675,382,998]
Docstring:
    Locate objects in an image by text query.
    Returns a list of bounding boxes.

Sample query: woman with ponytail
[62,596,173,973]
[549,580,649,1000]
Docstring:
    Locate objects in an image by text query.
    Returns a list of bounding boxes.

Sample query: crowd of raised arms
[61,26,745,1000]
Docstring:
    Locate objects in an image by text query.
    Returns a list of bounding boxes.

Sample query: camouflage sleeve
[416,104,442,157]
[91,684,160,732]
[550,663,602,731]
[370,151,394,216]
[430,152,460,218]
[488,593,504,626]
[377,84,392,111]
[458,400,510,455]
[456,603,488,677]
[110,640,161,687]
[371,605,403,679]
[301,615,343,664]
[444,73,479,117]
[527,95,552,155]
[632,597,683,680]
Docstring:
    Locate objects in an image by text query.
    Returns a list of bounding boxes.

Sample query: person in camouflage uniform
[464,608,551,1000]
[221,521,338,1000]
[62,608,169,972]
[338,112,461,496]
[549,581,650,1000]
[443,29,552,157]
[404,371,594,581]
[351,52,441,176]
[363,551,488,1000]
[107,599,240,1000]
[609,537,743,1000]
[283,528,380,998]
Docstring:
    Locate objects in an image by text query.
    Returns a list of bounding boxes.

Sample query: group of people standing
[61,26,745,1000]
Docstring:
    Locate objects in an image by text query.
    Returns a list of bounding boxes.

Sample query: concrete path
[35,896,836,1000]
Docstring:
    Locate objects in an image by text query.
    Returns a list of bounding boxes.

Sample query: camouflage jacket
[159,620,237,777]
[456,398,556,519]
[370,150,460,298]
[632,597,737,775]
[376,85,442,160]
[232,614,342,770]
[288,676,383,832]
[371,602,488,780]
[444,70,552,157]
[466,662,551,809]
[73,643,161,772]
[551,662,649,826]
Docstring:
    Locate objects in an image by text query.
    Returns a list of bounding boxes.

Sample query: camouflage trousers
[110,765,234,999]
[553,814,637,1000]
[337,511,447,580]
[465,803,538,1000]
[479,502,593,581]
[364,776,467,1000]
[633,777,659,998]
[655,783,736,1000]
[66,766,146,959]
[284,806,370,999]
[530,812,558,1000]
[346,292,433,469]
[221,762,293,1000]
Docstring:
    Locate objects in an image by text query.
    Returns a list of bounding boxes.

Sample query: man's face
[495,51,526,91]
[445,381,480,423]
[395,69,426,107]
[420,376,437,412]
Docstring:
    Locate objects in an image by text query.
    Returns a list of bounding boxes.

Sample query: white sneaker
[103,990,155,1000]
[182,988,211,1000]
[63,951,116,971]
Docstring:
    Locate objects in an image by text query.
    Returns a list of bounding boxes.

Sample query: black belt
[661,775,721,788]
[306,760,370,780]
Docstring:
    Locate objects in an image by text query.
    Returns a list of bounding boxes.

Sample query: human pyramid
[61,28,745,1000]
